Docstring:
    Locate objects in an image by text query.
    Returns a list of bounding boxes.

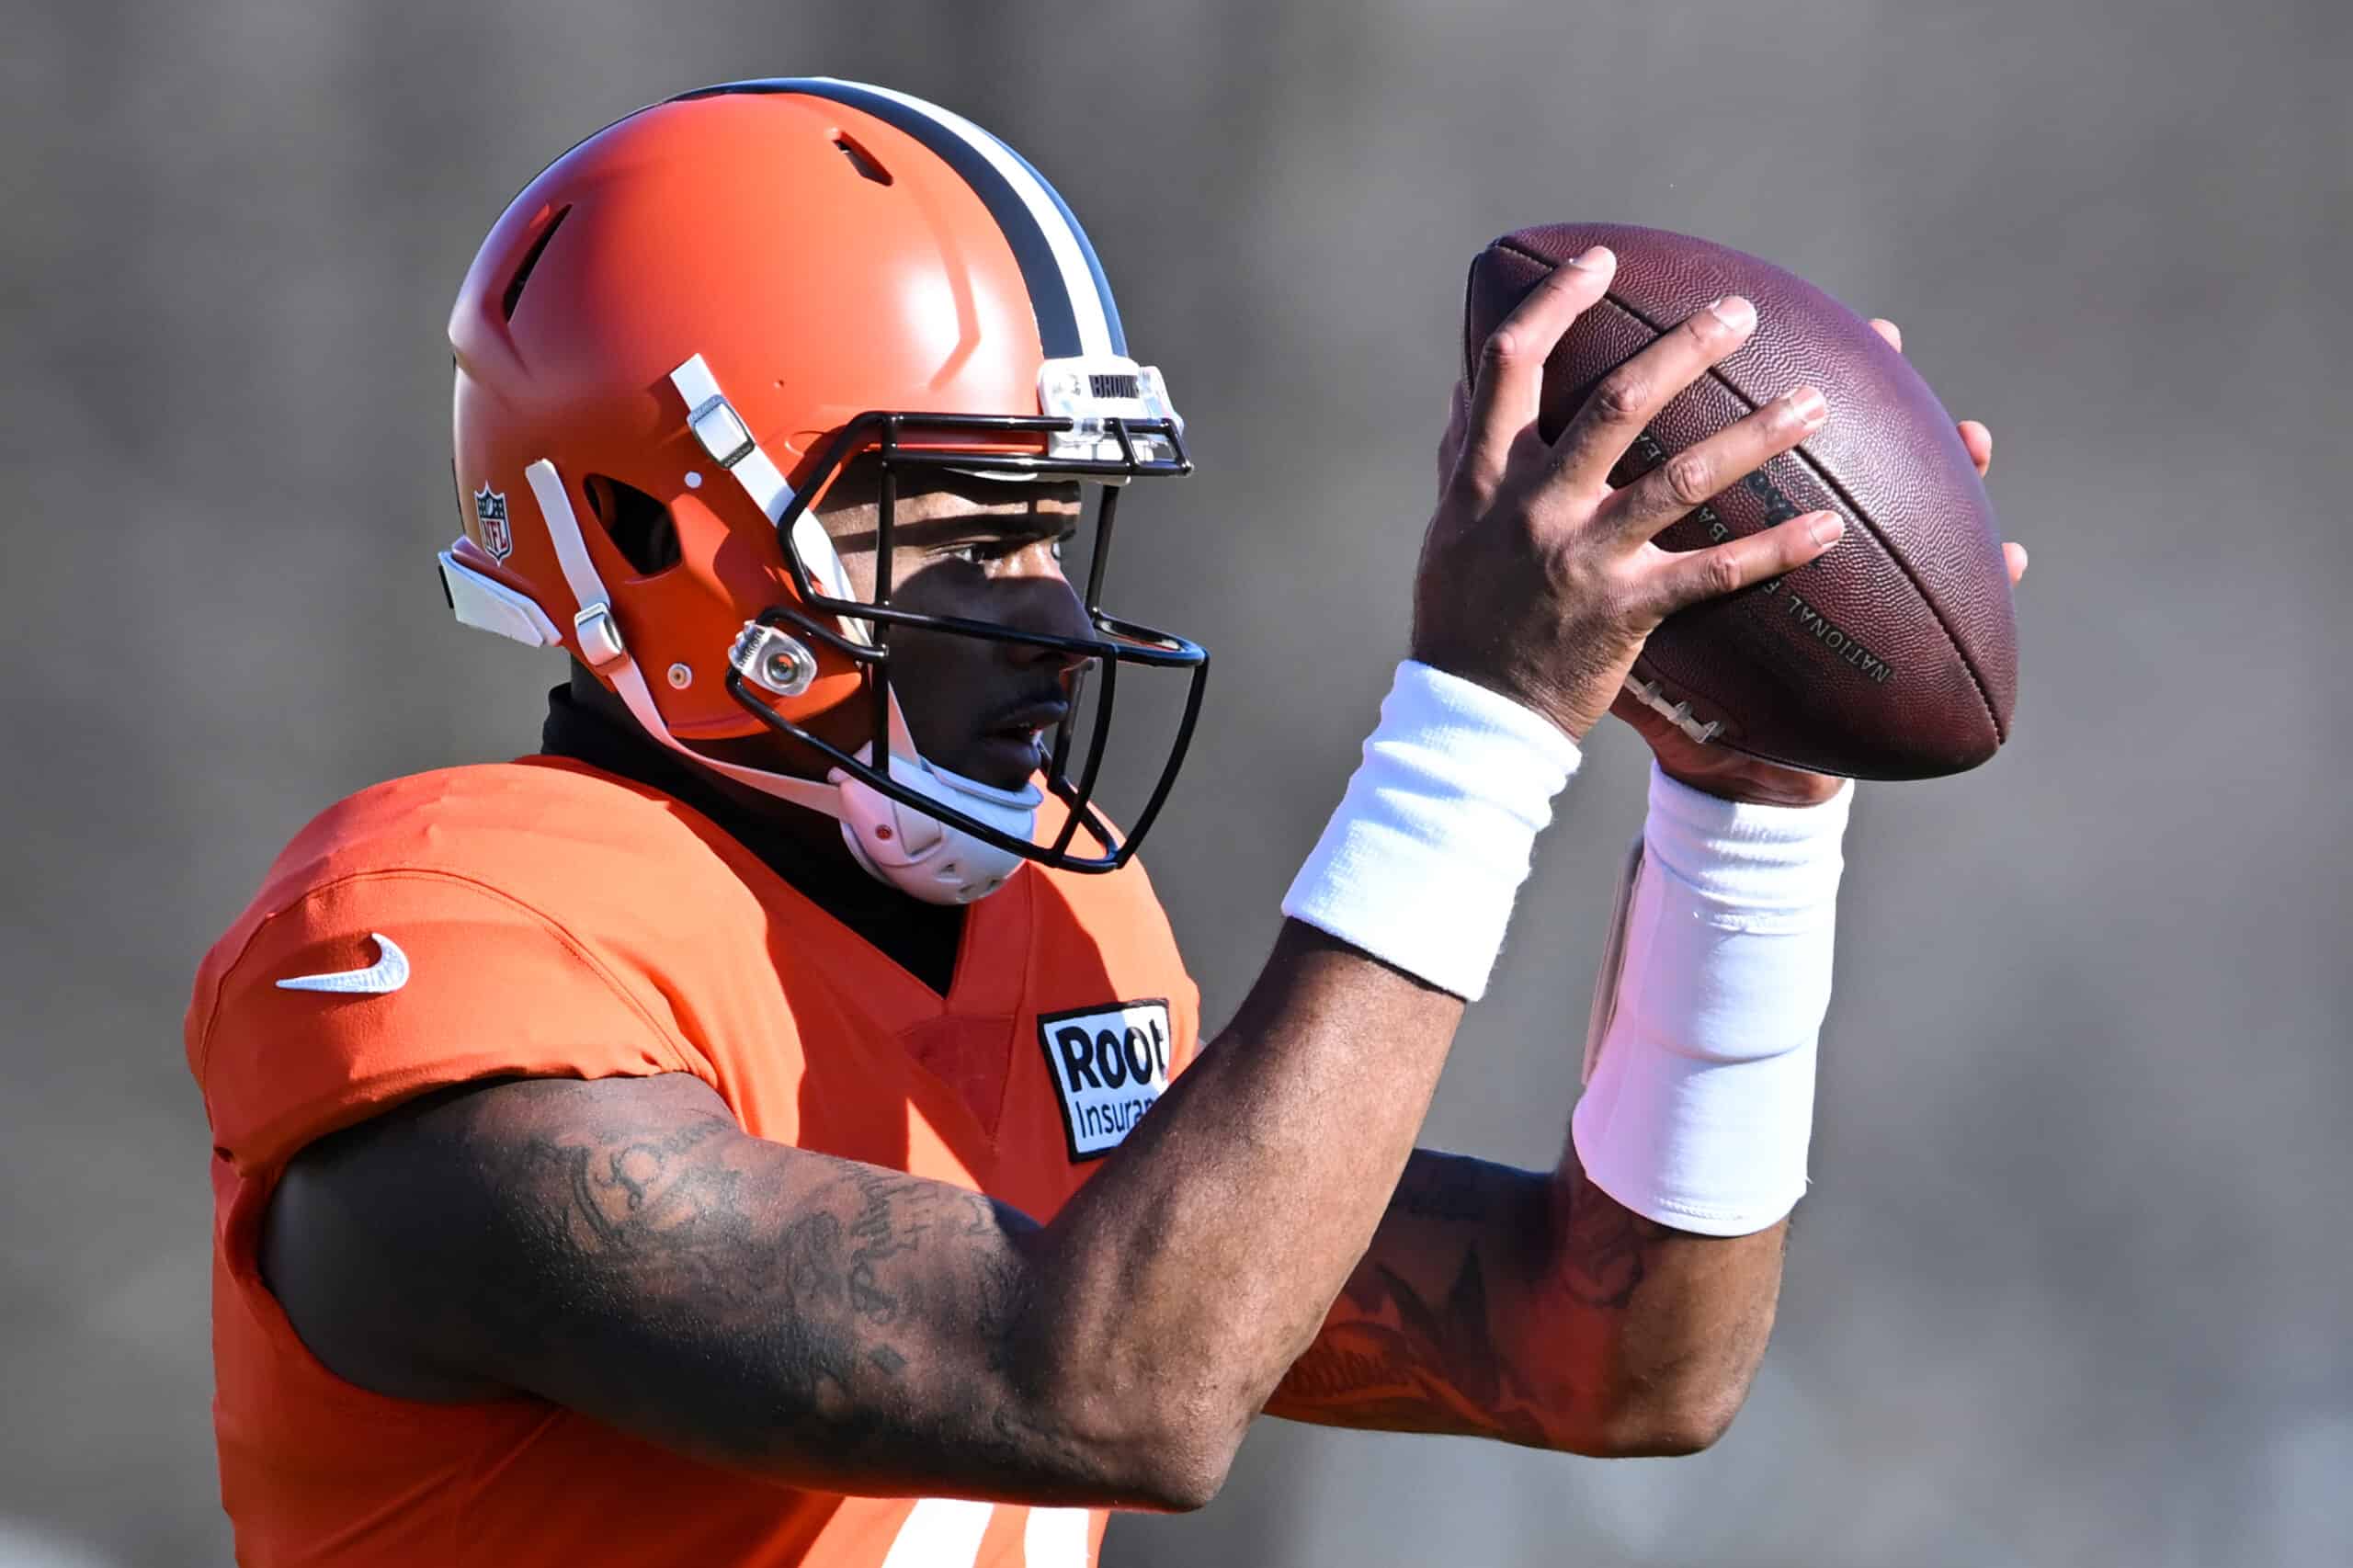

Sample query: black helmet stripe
[676,78,1124,361]
[995,138,1128,358]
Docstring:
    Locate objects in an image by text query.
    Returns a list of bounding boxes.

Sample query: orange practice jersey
[186,757,1200,1566]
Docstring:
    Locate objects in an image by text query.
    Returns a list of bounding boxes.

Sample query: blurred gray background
[5,0,2348,1563]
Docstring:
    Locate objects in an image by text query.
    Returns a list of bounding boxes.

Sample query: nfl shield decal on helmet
[474,485,513,562]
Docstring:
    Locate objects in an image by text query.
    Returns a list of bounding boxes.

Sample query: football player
[187,80,2021,1566]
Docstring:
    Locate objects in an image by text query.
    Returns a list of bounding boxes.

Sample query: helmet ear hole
[584,474,683,576]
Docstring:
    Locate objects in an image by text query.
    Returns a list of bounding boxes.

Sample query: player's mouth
[971,695,1070,782]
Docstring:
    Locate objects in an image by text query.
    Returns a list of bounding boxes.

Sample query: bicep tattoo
[430,1079,1067,1482]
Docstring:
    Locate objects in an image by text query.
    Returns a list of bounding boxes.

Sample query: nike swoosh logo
[276,932,411,994]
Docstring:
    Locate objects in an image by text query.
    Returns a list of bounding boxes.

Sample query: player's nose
[997,570,1095,672]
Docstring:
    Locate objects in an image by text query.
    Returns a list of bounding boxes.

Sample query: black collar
[537,684,967,994]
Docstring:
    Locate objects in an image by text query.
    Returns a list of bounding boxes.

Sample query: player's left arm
[1266,1147,1781,1455]
[1273,335,2018,1454]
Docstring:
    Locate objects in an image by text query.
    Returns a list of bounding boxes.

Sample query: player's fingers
[2004,540,2028,585]
[1959,419,1993,478]
[1543,295,1756,501]
[1870,317,1903,352]
[1457,246,1617,491]
[1638,510,1846,620]
[1599,384,1828,544]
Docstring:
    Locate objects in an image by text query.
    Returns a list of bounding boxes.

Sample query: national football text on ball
[1624,430,1898,687]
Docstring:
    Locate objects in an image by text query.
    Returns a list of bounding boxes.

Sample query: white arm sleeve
[1570,764,1854,1236]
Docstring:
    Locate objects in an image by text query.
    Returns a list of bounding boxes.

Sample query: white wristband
[1283,661,1581,1000]
[1571,764,1853,1235]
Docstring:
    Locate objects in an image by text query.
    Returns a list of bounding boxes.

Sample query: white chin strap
[833,745,1044,904]
[512,384,1044,904]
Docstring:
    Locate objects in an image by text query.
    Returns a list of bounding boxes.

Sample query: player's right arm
[258,245,1841,1510]
[262,931,1459,1513]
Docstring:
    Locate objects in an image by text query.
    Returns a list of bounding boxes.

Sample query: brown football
[1464,223,2017,778]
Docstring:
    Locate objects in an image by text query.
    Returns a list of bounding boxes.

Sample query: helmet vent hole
[584,474,682,576]
[499,204,572,324]
[833,133,893,187]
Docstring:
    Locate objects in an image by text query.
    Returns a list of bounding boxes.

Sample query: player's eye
[938,537,1040,567]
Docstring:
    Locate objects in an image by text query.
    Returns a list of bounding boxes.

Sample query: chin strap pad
[833,748,1045,905]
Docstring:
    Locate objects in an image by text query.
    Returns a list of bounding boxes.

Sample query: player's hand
[1616,315,2029,805]
[1413,245,1846,743]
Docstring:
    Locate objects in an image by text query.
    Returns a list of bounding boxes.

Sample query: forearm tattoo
[1268,1152,1674,1445]
[1556,1159,1663,1310]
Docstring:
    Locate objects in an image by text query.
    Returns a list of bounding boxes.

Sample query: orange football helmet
[440,79,1206,902]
